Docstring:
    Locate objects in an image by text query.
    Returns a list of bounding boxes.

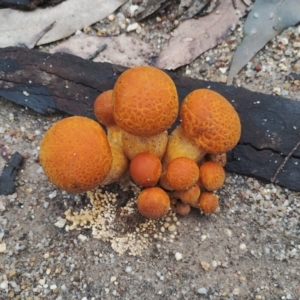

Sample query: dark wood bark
[0,47,299,192]
[0,152,24,195]
[0,0,64,10]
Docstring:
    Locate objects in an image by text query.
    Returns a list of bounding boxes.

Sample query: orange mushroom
[172,183,201,208]
[198,161,225,191]
[137,187,171,219]
[93,90,115,126]
[39,116,112,193]
[163,89,241,166]
[93,90,129,185]
[112,66,178,160]
[130,152,162,187]
[164,157,199,191]
[198,192,219,214]
[176,201,191,216]
[112,66,178,137]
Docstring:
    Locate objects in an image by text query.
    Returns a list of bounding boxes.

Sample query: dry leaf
[227,0,300,84]
[155,1,247,70]
[0,0,127,48]
[242,0,253,6]
[50,33,156,67]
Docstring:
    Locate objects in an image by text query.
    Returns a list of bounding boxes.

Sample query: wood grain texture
[0,47,299,191]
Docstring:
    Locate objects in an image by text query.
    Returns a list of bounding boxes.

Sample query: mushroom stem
[162,125,206,167]
[121,130,168,161]
[101,125,129,185]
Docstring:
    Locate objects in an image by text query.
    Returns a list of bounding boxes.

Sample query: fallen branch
[0,47,299,191]
[271,140,300,183]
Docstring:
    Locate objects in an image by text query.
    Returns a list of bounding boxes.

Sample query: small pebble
[78,234,87,242]
[54,217,66,229]
[127,23,139,32]
[108,14,115,22]
[273,87,281,95]
[0,242,6,253]
[240,243,247,250]
[281,37,289,45]
[197,287,207,295]
[200,261,210,271]
[125,266,132,273]
[175,252,182,261]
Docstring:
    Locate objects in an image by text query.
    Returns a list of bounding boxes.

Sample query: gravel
[1,2,300,300]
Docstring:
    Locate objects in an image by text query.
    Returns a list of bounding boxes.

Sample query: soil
[0,2,300,300]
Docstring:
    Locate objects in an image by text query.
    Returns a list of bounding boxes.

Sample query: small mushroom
[172,183,201,208]
[129,152,162,187]
[137,187,171,219]
[164,157,199,191]
[198,192,219,214]
[175,201,191,216]
[94,90,115,126]
[198,161,225,191]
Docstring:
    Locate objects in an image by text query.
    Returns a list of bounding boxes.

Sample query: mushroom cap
[198,161,225,191]
[137,187,170,219]
[176,201,191,216]
[180,89,241,154]
[165,157,199,191]
[130,152,162,187]
[198,192,219,214]
[172,183,201,208]
[112,66,179,137]
[39,116,112,193]
[93,90,115,126]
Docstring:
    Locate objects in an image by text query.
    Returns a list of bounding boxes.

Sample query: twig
[232,0,237,9]
[270,139,300,183]
[87,44,107,60]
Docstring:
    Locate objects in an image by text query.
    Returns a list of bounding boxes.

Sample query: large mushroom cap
[39,116,112,194]
[180,89,241,154]
[112,66,179,137]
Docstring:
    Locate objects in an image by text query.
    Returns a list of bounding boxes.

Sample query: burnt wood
[0,47,299,192]
[0,0,64,10]
[0,152,24,195]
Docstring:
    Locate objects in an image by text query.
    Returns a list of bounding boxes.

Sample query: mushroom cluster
[39,66,241,220]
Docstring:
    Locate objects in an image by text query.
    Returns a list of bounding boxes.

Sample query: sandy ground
[1,2,300,300]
